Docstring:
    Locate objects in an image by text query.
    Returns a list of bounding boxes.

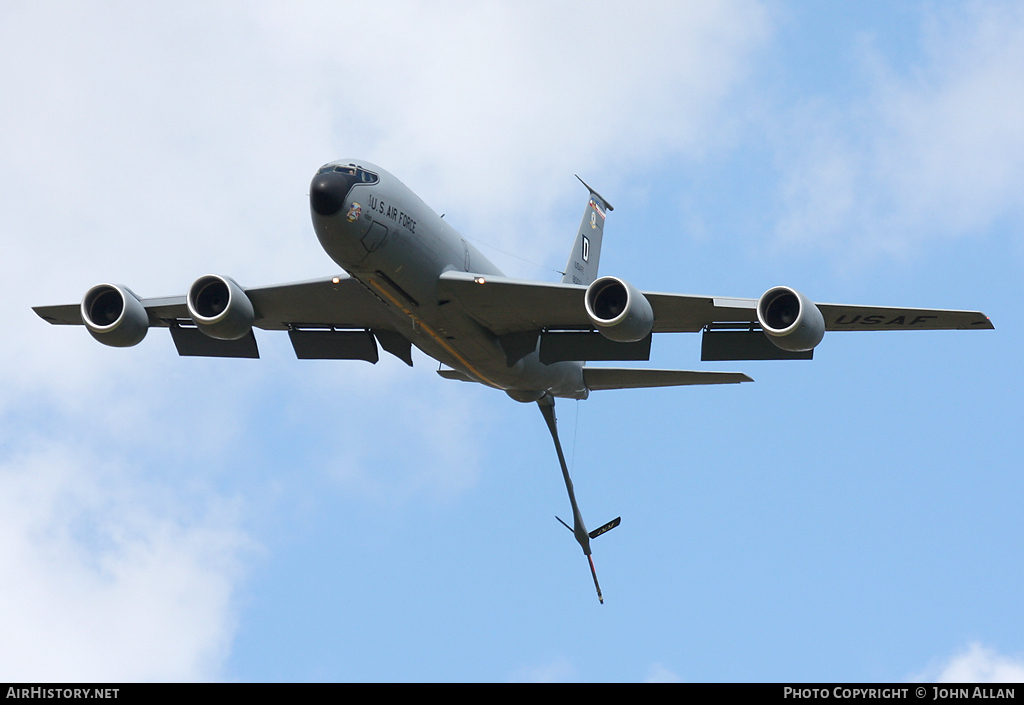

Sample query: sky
[1,0,1023,683]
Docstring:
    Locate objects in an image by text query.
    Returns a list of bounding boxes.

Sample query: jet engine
[81,284,149,347]
[187,275,255,340]
[756,286,825,352]
[584,276,654,343]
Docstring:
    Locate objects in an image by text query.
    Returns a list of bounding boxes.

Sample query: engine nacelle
[584,276,654,343]
[187,275,255,340]
[757,286,825,352]
[81,284,149,347]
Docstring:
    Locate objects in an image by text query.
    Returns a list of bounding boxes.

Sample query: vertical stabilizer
[561,176,613,287]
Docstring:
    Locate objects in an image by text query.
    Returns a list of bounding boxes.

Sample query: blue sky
[1,1,1023,682]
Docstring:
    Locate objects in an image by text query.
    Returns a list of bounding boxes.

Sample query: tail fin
[561,176,613,287]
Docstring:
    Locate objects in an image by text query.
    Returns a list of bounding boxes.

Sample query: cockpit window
[316,164,379,183]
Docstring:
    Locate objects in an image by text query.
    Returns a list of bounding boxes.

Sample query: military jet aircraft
[34,160,994,603]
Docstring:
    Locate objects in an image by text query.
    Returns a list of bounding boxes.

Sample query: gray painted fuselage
[310,159,588,400]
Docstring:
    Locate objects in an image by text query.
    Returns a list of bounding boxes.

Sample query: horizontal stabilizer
[583,367,752,391]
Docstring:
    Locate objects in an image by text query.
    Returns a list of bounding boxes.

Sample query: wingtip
[32,304,83,326]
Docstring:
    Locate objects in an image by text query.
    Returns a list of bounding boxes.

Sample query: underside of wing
[246,276,398,331]
[437,271,993,336]
[436,271,753,334]
[817,303,993,330]
[437,271,589,334]
[34,276,397,330]
[32,304,83,325]
[149,277,399,331]
[583,367,752,391]
[33,275,412,363]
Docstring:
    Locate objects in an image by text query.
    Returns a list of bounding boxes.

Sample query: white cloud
[773,2,1024,260]
[914,643,1024,684]
[0,445,253,681]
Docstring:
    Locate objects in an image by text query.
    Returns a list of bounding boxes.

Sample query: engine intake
[757,286,825,352]
[584,276,654,343]
[81,284,149,347]
[187,275,255,340]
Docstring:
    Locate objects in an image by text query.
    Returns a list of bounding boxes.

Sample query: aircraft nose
[310,171,354,217]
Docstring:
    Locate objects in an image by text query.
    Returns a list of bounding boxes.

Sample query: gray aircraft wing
[437,271,993,333]
[35,276,396,330]
[438,271,731,334]
[654,295,994,331]
[34,276,414,364]
[437,270,992,364]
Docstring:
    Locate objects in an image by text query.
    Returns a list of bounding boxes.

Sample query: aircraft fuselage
[309,159,588,400]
